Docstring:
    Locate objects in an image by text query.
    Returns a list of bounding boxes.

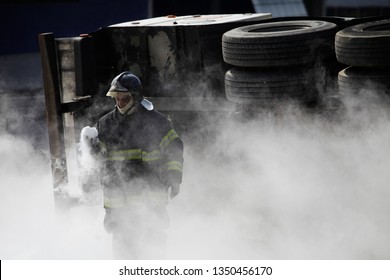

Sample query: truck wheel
[335,19,390,67]
[338,66,390,94]
[222,20,338,67]
[225,67,316,104]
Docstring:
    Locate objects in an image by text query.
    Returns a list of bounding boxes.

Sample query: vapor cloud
[1,87,390,259]
[167,92,390,259]
[0,133,111,259]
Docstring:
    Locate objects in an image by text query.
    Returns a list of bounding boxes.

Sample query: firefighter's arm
[165,142,183,199]
[160,127,184,198]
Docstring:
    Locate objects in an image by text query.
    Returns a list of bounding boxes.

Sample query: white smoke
[167,92,390,259]
[0,132,111,259]
[1,85,390,259]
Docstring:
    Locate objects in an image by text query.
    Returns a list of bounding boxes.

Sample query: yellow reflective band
[142,149,161,162]
[165,161,183,173]
[107,149,142,161]
[159,129,179,151]
[104,196,125,208]
[125,192,166,204]
[105,193,168,208]
[107,149,162,162]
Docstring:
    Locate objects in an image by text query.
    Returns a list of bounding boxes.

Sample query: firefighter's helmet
[106,71,143,101]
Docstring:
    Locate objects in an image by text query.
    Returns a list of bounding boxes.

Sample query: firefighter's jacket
[95,106,184,209]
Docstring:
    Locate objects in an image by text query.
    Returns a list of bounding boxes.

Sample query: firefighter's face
[114,92,133,108]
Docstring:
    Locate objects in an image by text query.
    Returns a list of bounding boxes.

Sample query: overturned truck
[39,13,390,206]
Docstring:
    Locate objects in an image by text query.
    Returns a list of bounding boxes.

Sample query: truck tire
[338,66,390,94]
[225,67,315,104]
[222,20,338,67]
[335,19,390,67]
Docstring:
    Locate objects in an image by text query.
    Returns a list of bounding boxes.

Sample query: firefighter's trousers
[104,200,169,259]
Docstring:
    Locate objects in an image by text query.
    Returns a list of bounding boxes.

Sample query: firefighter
[92,71,184,259]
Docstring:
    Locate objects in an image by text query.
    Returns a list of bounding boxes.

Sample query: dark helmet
[106,71,143,101]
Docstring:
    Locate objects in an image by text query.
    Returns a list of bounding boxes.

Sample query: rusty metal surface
[38,33,68,193]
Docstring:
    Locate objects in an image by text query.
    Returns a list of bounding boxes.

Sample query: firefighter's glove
[80,126,99,148]
[170,184,180,199]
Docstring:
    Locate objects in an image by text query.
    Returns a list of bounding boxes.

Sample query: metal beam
[38,32,69,208]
